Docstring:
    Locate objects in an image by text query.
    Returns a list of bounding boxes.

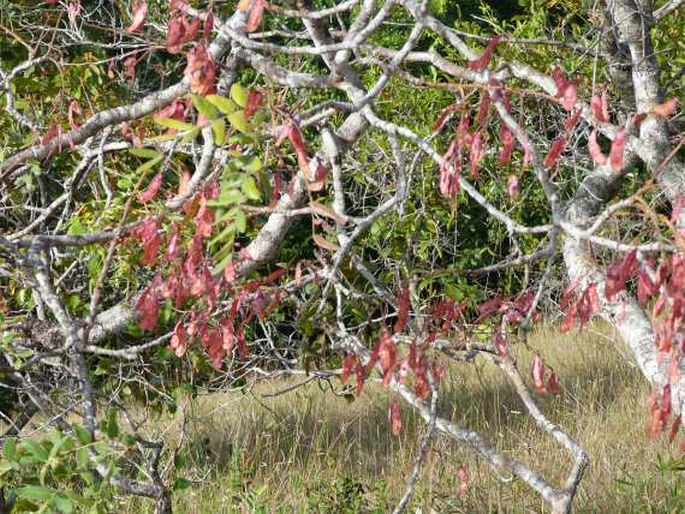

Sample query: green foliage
[306,474,388,513]
[0,425,122,513]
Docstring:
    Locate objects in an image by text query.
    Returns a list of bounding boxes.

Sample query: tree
[0,0,683,512]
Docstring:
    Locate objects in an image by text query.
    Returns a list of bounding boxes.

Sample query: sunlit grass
[122,324,684,512]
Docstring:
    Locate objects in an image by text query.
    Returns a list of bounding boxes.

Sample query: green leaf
[106,408,119,439]
[206,94,239,114]
[235,209,247,233]
[73,425,93,445]
[227,110,249,133]
[173,477,193,492]
[47,435,69,461]
[180,127,201,144]
[230,83,248,108]
[212,118,226,146]
[154,117,197,132]
[23,440,49,462]
[190,94,220,119]
[134,155,164,175]
[128,148,162,159]
[15,485,54,501]
[3,436,16,460]
[148,132,180,142]
[210,223,236,246]
[0,460,16,475]
[229,132,259,145]
[212,235,235,263]
[238,155,262,172]
[93,441,109,455]
[212,252,233,276]
[241,176,261,201]
[52,493,74,513]
[206,189,245,207]
[75,447,90,469]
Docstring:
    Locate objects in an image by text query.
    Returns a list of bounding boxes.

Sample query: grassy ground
[125,324,684,513]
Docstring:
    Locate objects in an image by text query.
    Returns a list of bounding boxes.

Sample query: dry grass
[123,324,684,513]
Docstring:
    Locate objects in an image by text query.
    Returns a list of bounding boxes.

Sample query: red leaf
[648,391,663,437]
[41,124,59,146]
[432,103,458,133]
[544,136,567,169]
[608,128,627,172]
[531,354,547,394]
[138,172,163,204]
[661,384,672,418]
[131,218,161,266]
[126,0,147,33]
[476,295,503,323]
[561,302,578,333]
[378,328,398,385]
[155,99,187,122]
[552,67,567,93]
[493,331,508,358]
[202,327,224,370]
[468,35,501,71]
[547,372,560,394]
[136,281,161,331]
[507,174,519,199]
[564,109,582,130]
[439,165,460,199]
[648,385,673,438]
[67,1,81,23]
[562,83,577,111]
[457,115,471,149]
[394,287,410,334]
[170,0,189,12]
[278,122,312,178]
[341,353,355,384]
[588,129,607,166]
[413,364,430,400]
[499,124,515,165]
[162,267,189,309]
[605,249,638,300]
[519,139,532,169]
[583,283,601,321]
[185,43,216,96]
[591,92,609,123]
[203,11,214,41]
[170,320,188,357]
[167,14,200,54]
[195,195,214,238]
[389,401,402,436]
[561,281,579,310]
[236,329,249,359]
[67,100,81,130]
[469,131,485,180]
[632,113,647,129]
[244,90,264,119]
[166,226,181,261]
[224,260,237,283]
[221,319,235,353]
[123,55,138,81]
[552,67,578,111]
[651,98,677,118]
[637,267,657,307]
[476,92,491,126]
[246,0,266,33]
